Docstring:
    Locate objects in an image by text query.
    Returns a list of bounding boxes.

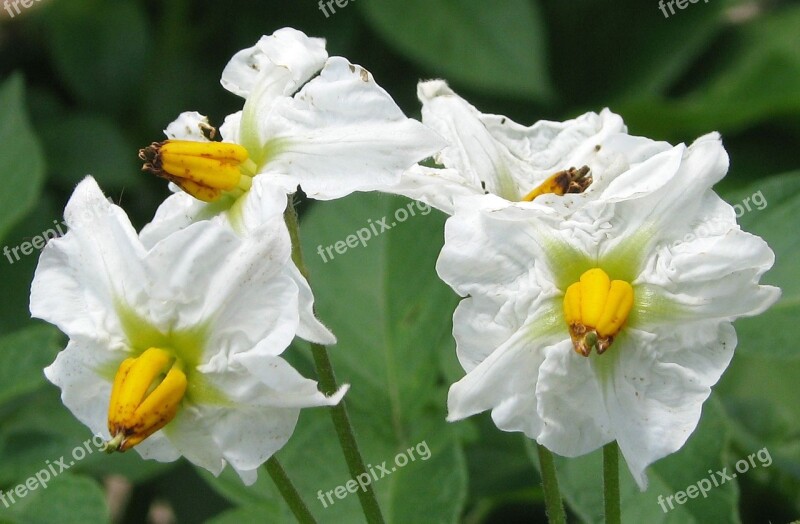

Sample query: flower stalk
[603,442,621,524]
[536,444,567,524]
[283,198,386,524]
[265,457,318,524]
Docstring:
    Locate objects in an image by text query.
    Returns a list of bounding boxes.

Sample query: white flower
[389,80,675,214]
[138,28,444,345]
[437,133,780,488]
[31,177,346,484]
[139,27,443,220]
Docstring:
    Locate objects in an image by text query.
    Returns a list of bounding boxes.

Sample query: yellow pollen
[139,140,250,203]
[521,166,592,202]
[105,347,187,453]
[563,268,634,357]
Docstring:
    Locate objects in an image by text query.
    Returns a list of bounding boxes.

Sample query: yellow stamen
[105,347,187,453]
[521,166,592,202]
[139,140,250,203]
[563,268,633,356]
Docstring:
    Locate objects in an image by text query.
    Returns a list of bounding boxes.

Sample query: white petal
[43,338,120,441]
[452,296,525,372]
[219,111,243,144]
[163,406,227,476]
[285,263,337,345]
[228,352,348,409]
[235,176,292,235]
[591,133,673,201]
[535,341,614,457]
[436,196,565,298]
[258,57,445,200]
[139,192,208,249]
[600,324,736,489]
[164,111,213,141]
[30,177,148,340]
[638,223,780,323]
[447,327,547,440]
[600,133,730,254]
[418,80,626,201]
[143,217,297,359]
[390,165,483,215]
[220,28,327,99]
[453,292,562,373]
[131,431,182,464]
[171,354,346,483]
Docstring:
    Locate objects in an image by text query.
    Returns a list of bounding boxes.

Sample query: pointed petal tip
[417,79,453,102]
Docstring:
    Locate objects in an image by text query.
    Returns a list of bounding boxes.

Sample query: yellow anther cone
[563,268,634,356]
[106,347,187,452]
[521,166,592,202]
[139,140,250,203]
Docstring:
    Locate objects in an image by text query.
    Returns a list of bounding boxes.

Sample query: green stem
[537,444,567,524]
[603,442,621,524]
[265,457,318,524]
[283,199,386,524]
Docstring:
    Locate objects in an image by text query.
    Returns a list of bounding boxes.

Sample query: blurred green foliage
[0,0,798,522]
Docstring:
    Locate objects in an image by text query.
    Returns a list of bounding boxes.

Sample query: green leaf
[45,0,150,114]
[717,354,800,480]
[465,415,538,503]
[206,503,283,524]
[0,325,60,405]
[0,473,108,524]
[0,385,173,487]
[358,0,553,101]
[528,398,740,523]
[621,5,800,139]
[545,0,726,108]
[0,75,46,244]
[721,171,800,359]
[0,194,62,336]
[37,113,140,190]
[200,193,467,522]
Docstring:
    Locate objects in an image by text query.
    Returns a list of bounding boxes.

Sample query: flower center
[563,268,634,356]
[521,166,592,202]
[105,347,187,452]
[139,140,255,203]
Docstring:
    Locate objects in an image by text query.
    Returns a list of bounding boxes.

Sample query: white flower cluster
[31,27,778,490]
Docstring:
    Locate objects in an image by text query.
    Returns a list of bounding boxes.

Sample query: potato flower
[437,133,779,487]
[31,177,345,484]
